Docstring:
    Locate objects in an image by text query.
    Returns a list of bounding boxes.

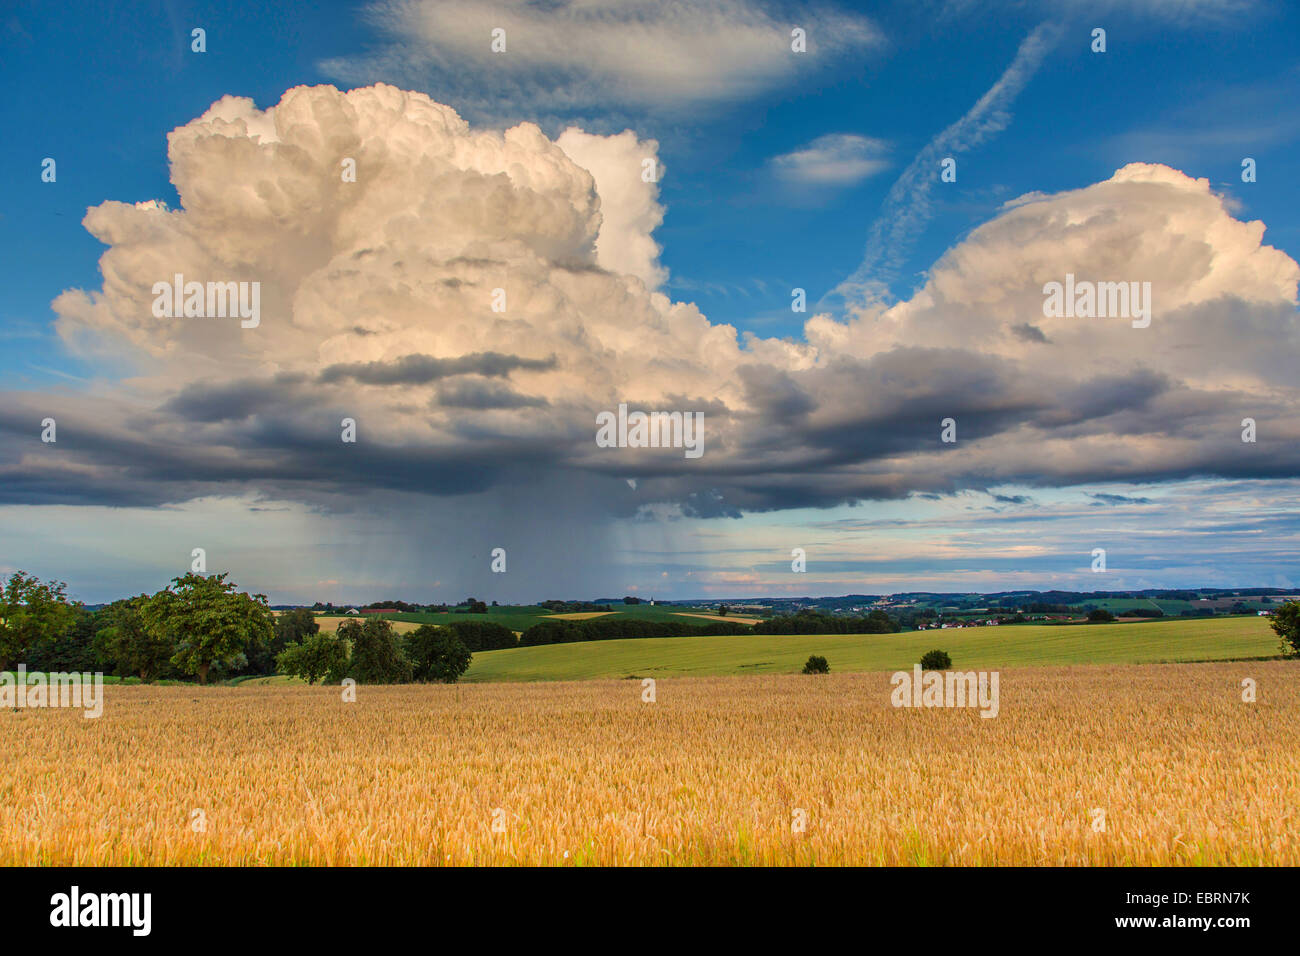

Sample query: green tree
[96,595,174,681]
[143,573,274,685]
[445,619,516,651]
[920,649,952,670]
[802,654,829,674]
[1087,608,1116,623]
[276,632,348,684]
[0,571,78,671]
[28,605,100,673]
[863,609,899,633]
[339,618,411,683]
[246,608,321,675]
[405,625,472,683]
[1270,601,1300,657]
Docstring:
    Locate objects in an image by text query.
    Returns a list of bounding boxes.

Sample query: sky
[1,0,1298,605]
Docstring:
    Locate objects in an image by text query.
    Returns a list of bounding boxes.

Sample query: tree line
[514,609,901,645]
[0,571,476,685]
[0,573,915,679]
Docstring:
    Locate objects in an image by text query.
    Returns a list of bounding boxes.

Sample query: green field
[1088,597,1195,614]
[462,616,1280,682]
[331,603,722,632]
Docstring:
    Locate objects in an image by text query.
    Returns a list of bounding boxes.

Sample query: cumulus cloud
[319,352,557,385]
[555,127,667,288]
[320,0,884,123]
[770,134,891,186]
[4,84,1298,525]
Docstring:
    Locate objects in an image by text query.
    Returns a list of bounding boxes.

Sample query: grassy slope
[349,603,714,632]
[1091,597,1194,614]
[463,616,1279,682]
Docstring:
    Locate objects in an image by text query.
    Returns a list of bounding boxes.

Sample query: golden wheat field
[2,662,1297,866]
[312,615,422,634]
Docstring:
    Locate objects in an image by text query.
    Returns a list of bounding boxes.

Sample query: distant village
[690,589,1298,630]
[288,588,1298,633]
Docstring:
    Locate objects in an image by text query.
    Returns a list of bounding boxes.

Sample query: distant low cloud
[435,379,549,410]
[1010,322,1048,343]
[319,352,556,386]
[770,134,891,186]
[1089,493,1153,506]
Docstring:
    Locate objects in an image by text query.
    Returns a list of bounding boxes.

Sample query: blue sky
[2,0,1298,603]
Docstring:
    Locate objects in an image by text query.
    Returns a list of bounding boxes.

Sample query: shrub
[1086,608,1116,623]
[920,649,952,670]
[405,625,473,683]
[802,654,829,674]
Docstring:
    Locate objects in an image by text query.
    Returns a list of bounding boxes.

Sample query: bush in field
[276,632,348,685]
[802,654,829,674]
[445,620,516,651]
[920,649,952,670]
[405,625,472,683]
[1271,601,1300,657]
[1087,608,1116,623]
[338,618,412,683]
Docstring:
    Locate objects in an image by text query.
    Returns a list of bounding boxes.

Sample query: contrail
[823,21,1063,312]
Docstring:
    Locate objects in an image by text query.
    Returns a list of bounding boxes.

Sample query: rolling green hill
[331,603,726,633]
[1089,597,1195,614]
[462,615,1279,682]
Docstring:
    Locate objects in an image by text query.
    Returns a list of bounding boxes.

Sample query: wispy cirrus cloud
[319,0,885,124]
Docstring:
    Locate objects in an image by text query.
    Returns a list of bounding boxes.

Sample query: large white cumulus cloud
[5,84,1298,517]
[556,127,667,289]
